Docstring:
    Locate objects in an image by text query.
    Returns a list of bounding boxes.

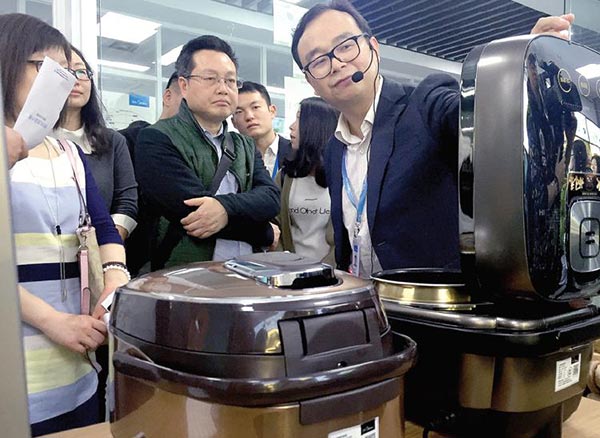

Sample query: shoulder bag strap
[57,139,90,227]
[152,132,237,270]
[58,139,95,316]
[209,132,236,195]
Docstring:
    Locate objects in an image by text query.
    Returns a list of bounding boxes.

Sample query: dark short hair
[283,97,339,188]
[238,81,272,106]
[175,35,238,78]
[69,45,111,155]
[291,0,371,70]
[166,71,179,90]
[0,13,71,123]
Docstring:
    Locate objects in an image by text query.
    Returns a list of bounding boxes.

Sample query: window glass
[267,49,293,89]
[27,1,52,24]
[568,0,600,54]
[0,0,53,23]
[96,0,281,128]
[160,28,195,79]
[229,42,260,84]
[92,0,474,128]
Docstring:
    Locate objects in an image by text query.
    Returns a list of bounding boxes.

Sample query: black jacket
[278,135,293,166]
[325,74,460,272]
[135,102,280,267]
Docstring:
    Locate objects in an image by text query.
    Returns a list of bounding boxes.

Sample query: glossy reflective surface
[111,373,405,438]
[459,35,600,300]
[113,265,383,355]
[522,38,600,296]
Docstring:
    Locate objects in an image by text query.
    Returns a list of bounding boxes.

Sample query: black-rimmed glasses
[302,33,370,80]
[27,60,93,81]
[26,60,45,72]
[69,68,93,81]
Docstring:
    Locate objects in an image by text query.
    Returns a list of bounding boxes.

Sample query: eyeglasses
[26,60,45,72]
[69,68,93,81]
[27,60,93,81]
[302,33,370,80]
[185,74,243,90]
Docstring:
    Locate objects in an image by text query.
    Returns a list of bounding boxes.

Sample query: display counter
[42,396,600,438]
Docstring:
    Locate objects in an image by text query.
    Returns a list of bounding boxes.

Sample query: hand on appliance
[91,285,118,320]
[5,126,28,168]
[530,13,574,39]
[182,196,229,238]
[268,222,281,251]
[41,310,107,354]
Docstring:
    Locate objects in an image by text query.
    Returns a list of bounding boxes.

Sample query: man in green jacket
[136,35,280,268]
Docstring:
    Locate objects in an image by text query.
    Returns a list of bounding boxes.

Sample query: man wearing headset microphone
[291,0,574,278]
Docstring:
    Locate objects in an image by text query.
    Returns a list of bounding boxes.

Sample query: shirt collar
[200,122,225,144]
[335,75,384,146]
[265,133,279,156]
[54,126,92,154]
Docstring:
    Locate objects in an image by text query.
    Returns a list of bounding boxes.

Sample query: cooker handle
[112,333,417,408]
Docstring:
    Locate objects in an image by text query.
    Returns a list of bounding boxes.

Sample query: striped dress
[9,137,120,424]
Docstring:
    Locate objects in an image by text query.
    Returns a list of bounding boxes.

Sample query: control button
[580,218,600,258]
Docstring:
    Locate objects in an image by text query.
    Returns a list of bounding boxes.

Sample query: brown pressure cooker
[109,252,416,438]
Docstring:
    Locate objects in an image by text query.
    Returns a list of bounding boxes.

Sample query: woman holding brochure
[4,126,28,167]
[0,13,128,436]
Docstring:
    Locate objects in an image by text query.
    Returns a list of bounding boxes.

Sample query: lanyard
[342,148,368,236]
[271,154,279,180]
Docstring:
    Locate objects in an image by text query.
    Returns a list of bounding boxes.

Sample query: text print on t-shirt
[289,203,330,215]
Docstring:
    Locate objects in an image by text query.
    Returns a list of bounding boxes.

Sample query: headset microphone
[351,44,376,83]
[351,71,364,83]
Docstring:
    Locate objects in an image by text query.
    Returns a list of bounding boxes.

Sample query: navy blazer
[277,135,292,167]
[324,74,461,272]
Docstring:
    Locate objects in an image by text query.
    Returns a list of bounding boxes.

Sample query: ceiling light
[161,45,183,66]
[98,59,150,72]
[576,64,600,80]
[99,12,160,44]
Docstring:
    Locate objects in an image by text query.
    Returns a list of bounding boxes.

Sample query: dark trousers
[30,393,99,437]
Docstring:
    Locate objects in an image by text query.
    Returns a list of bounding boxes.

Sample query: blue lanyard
[271,154,279,180]
[342,149,368,231]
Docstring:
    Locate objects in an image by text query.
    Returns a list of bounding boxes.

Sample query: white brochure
[14,56,76,148]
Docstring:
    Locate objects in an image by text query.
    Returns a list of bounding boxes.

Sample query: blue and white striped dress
[9,137,120,424]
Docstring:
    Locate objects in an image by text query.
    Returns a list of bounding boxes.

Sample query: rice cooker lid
[111,252,384,354]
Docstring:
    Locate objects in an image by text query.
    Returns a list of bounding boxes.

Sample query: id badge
[351,235,361,277]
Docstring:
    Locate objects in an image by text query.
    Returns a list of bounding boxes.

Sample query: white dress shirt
[262,133,280,178]
[334,76,384,277]
[202,125,252,261]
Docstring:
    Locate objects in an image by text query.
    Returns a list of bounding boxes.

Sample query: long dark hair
[0,13,71,124]
[283,97,339,188]
[69,45,111,155]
